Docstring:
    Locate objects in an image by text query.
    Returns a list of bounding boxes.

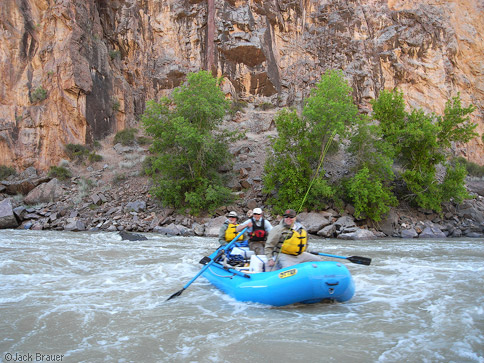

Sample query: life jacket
[224,223,244,242]
[249,218,267,242]
[279,228,308,256]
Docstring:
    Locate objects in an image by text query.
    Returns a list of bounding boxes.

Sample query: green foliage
[401,169,442,211]
[303,69,359,161]
[346,167,397,221]
[112,98,120,112]
[229,100,248,115]
[440,161,471,204]
[454,156,484,178]
[64,143,102,164]
[88,153,103,162]
[114,128,137,146]
[142,70,238,214]
[256,102,275,110]
[30,86,47,103]
[136,136,151,145]
[371,90,478,212]
[65,144,90,161]
[112,173,127,185]
[109,50,121,60]
[0,165,17,180]
[48,166,72,181]
[264,70,358,214]
[346,115,396,221]
[437,94,477,148]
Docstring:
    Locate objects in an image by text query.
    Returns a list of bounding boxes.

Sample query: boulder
[1,177,50,195]
[119,231,148,241]
[334,216,356,231]
[374,209,399,237]
[153,223,193,236]
[401,228,418,238]
[124,200,146,213]
[419,226,446,238]
[204,216,226,237]
[337,229,376,240]
[0,198,19,229]
[64,219,86,231]
[317,224,336,238]
[297,212,332,234]
[23,178,64,204]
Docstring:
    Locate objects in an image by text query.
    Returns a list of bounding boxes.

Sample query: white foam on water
[1,232,483,362]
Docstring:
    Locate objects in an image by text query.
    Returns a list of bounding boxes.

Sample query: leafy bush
[142,70,239,214]
[454,157,484,178]
[112,173,127,185]
[114,128,137,146]
[48,166,72,181]
[346,167,398,221]
[88,153,103,163]
[229,100,248,115]
[65,144,90,161]
[371,90,478,212]
[0,165,17,180]
[256,102,275,110]
[112,98,120,111]
[30,86,47,103]
[109,50,121,60]
[136,136,151,145]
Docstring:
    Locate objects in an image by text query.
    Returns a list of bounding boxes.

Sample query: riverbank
[1,134,483,239]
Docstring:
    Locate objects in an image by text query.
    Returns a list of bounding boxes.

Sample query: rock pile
[1,170,483,239]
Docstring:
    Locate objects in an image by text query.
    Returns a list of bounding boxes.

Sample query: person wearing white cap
[236,207,273,255]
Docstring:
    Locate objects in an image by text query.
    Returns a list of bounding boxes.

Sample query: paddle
[166,227,248,300]
[311,252,372,266]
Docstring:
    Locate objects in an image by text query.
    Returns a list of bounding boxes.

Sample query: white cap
[253,208,263,214]
[227,211,238,218]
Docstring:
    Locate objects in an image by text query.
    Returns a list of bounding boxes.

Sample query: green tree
[346,115,397,221]
[371,90,477,212]
[264,70,358,214]
[346,166,397,221]
[142,70,238,214]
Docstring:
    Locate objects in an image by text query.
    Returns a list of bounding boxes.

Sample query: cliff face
[1,0,483,171]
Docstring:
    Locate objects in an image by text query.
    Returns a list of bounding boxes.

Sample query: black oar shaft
[311,251,371,266]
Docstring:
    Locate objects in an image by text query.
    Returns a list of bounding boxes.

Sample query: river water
[0,230,483,363]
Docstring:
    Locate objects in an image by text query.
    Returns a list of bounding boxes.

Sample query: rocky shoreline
[1,165,484,240]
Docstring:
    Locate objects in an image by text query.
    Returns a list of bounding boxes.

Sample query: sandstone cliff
[1,0,483,171]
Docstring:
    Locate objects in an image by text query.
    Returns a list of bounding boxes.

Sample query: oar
[311,252,372,266]
[166,227,248,300]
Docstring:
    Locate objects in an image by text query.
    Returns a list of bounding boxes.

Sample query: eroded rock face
[0,0,483,171]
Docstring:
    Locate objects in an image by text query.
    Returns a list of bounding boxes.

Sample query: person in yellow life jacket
[265,209,321,270]
[218,211,248,246]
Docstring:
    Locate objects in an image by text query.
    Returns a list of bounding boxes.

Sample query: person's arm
[264,225,280,263]
[218,224,227,245]
[264,219,273,233]
[236,219,251,232]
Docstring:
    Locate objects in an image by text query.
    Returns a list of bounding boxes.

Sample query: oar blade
[166,288,185,301]
[347,256,371,266]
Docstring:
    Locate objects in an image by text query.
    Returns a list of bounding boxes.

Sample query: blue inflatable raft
[201,248,355,307]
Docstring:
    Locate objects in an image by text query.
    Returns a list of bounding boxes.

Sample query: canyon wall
[1,0,483,171]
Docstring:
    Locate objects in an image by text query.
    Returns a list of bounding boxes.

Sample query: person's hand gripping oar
[166,227,248,301]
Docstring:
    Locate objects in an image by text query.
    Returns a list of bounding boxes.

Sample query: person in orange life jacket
[265,209,321,271]
[236,207,272,255]
[218,211,248,246]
